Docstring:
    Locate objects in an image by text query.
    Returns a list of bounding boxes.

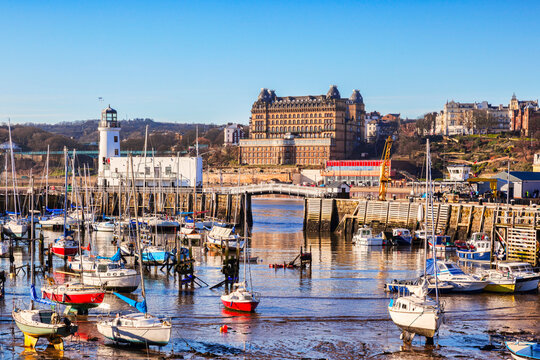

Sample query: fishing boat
[482,270,516,293]
[456,232,492,262]
[352,226,384,246]
[388,140,443,343]
[392,228,412,245]
[497,262,540,292]
[506,341,540,360]
[428,235,456,255]
[427,260,488,292]
[221,194,260,313]
[97,154,172,347]
[206,226,245,251]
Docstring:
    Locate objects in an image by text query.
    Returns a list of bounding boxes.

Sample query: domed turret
[258,88,271,102]
[349,89,363,103]
[326,85,340,99]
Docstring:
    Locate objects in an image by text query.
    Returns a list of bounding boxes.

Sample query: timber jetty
[304,198,540,265]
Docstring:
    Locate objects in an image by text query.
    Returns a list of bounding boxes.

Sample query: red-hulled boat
[42,282,104,309]
[51,235,79,257]
[220,282,260,313]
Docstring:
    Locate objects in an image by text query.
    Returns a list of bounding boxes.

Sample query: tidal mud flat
[0,198,538,359]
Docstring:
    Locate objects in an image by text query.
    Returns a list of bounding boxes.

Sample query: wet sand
[0,198,538,359]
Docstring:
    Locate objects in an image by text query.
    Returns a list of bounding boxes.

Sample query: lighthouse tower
[98,105,120,186]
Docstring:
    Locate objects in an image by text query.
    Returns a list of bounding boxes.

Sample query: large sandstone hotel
[239,85,365,166]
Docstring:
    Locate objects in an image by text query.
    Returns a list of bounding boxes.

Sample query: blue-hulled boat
[506,341,540,360]
[457,232,491,262]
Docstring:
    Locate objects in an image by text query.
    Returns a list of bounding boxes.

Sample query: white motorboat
[352,227,384,246]
[81,262,140,292]
[497,262,540,292]
[145,216,179,229]
[428,260,488,292]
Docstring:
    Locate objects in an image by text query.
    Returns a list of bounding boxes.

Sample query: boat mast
[4,152,7,214]
[143,125,148,217]
[427,140,439,304]
[45,145,49,210]
[423,141,429,280]
[129,153,147,314]
[7,120,19,218]
[30,176,35,310]
[62,147,68,236]
[244,192,248,289]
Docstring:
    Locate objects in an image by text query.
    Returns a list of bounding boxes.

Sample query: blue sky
[1,1,538,124]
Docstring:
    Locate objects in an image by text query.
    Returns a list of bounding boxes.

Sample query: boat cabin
[356,227,373,238]
[97,263,124,274]
[498,262,535,275]
[393,229,411,237]
[427,235,452,246]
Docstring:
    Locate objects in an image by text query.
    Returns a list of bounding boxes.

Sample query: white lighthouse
[98,105,120,186]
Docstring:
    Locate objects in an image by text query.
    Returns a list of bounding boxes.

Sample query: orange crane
[378,136,393,201]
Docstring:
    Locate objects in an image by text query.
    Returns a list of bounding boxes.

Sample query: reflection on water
[0,198,537,359]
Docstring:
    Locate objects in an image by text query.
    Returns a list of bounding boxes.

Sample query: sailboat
[220,194,260,313]
[4,120,28,237]
[388,140,443,343]
[12,177,77,349]
[51,148,79,257]
[97,154,171,346]
[42,162,105,314]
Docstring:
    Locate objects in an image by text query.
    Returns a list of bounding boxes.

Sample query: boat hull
[388,306,442,338]
[221,299,259,312]
[51,246,79,257]
[82,273,140,292]
[506,341,540,360]
[515,276,540,292]
[97,315,171,346]
[12,309,75,338]
[42,287,105,308]
[484,281,515,293]
[448,280,488,292]
[456,249,490,261]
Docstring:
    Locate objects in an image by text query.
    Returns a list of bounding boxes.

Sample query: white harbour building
[97,106,203,188]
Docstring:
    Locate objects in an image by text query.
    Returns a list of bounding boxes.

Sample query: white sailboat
[12,178,77,350]
[97,154,171,346]
[4,120,28,237]
[388,139,444,343]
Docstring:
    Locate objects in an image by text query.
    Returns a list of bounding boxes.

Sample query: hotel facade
[239,85,365,166]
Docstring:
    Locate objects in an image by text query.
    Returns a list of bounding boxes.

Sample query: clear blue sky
[1,1,539,124]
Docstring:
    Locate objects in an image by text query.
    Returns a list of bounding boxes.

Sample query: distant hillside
[30,118,220,143]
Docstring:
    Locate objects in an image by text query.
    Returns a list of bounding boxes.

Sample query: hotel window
[114,149,119,156]
[114,136,118,142]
